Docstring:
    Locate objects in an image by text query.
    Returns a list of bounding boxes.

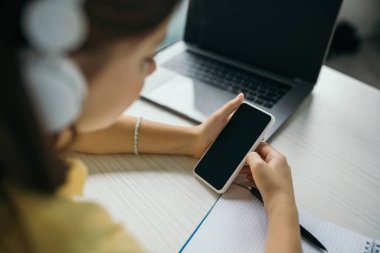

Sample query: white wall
[161,0,189,48]
[337,0,380,38]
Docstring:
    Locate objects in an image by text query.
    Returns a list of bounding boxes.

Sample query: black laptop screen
[184,0,342,83]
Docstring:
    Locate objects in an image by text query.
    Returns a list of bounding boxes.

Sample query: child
[0,0,301,252]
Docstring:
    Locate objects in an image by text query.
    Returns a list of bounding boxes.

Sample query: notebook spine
[371,239,380,253]
[363,240,374,253]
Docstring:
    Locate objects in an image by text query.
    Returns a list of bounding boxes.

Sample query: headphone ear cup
[23,53,87,132]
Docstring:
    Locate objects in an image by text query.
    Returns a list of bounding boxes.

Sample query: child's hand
[191,93,244,158]
[244,143,296,214]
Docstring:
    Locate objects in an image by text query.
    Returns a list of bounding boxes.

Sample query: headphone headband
[23,0,87,54]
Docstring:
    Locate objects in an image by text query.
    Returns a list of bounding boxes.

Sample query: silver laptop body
[142,0,343,138]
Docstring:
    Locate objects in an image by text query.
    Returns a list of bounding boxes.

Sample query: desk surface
[78,66,380,253]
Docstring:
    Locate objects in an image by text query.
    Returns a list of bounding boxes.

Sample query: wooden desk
[78,66,380,253]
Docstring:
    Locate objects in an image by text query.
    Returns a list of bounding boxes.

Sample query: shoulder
[14,190,145,253]
[58,158,88,198]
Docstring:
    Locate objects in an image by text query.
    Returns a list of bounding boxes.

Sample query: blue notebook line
[178,195,221,253]
[180,184,379,253]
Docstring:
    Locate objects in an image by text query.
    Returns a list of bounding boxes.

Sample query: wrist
[189,125,206,158]
[265,193,297,218]
[180,126,199,157]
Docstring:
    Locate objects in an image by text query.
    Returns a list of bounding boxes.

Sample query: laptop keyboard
[162,51,292,109]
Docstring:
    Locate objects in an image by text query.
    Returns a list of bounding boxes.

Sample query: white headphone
[21,0,88,132]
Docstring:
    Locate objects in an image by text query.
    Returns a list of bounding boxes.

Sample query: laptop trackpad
[146,75,236,122]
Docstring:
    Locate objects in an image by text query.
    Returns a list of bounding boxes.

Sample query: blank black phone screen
[194,103,272,191]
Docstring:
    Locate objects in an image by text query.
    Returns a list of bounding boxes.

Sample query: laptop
[142,0,343,138]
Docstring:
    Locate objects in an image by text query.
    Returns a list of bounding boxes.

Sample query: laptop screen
[184,0,342,83]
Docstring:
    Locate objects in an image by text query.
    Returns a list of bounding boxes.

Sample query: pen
[235,183,328,252]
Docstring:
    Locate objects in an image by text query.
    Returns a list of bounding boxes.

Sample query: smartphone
[194,102,275,194]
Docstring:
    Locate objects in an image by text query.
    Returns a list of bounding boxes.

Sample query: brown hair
[0,0,180,252]
[74,0,180,79]
[83,0,179,48]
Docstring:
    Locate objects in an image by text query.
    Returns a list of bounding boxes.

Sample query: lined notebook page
[182,184,374,253]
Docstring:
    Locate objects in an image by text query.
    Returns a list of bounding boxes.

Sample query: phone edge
[193,103,275,194]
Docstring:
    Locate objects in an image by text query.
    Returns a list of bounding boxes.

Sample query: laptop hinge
[294,78,312,85]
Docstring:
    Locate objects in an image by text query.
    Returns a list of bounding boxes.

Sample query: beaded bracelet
[133,117,143,155]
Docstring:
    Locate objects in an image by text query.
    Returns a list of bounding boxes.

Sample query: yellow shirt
[0,159,144,253]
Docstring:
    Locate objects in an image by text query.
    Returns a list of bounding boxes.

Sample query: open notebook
[180,184,380,253]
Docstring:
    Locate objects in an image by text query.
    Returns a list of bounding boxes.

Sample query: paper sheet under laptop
[181,184,379,253]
